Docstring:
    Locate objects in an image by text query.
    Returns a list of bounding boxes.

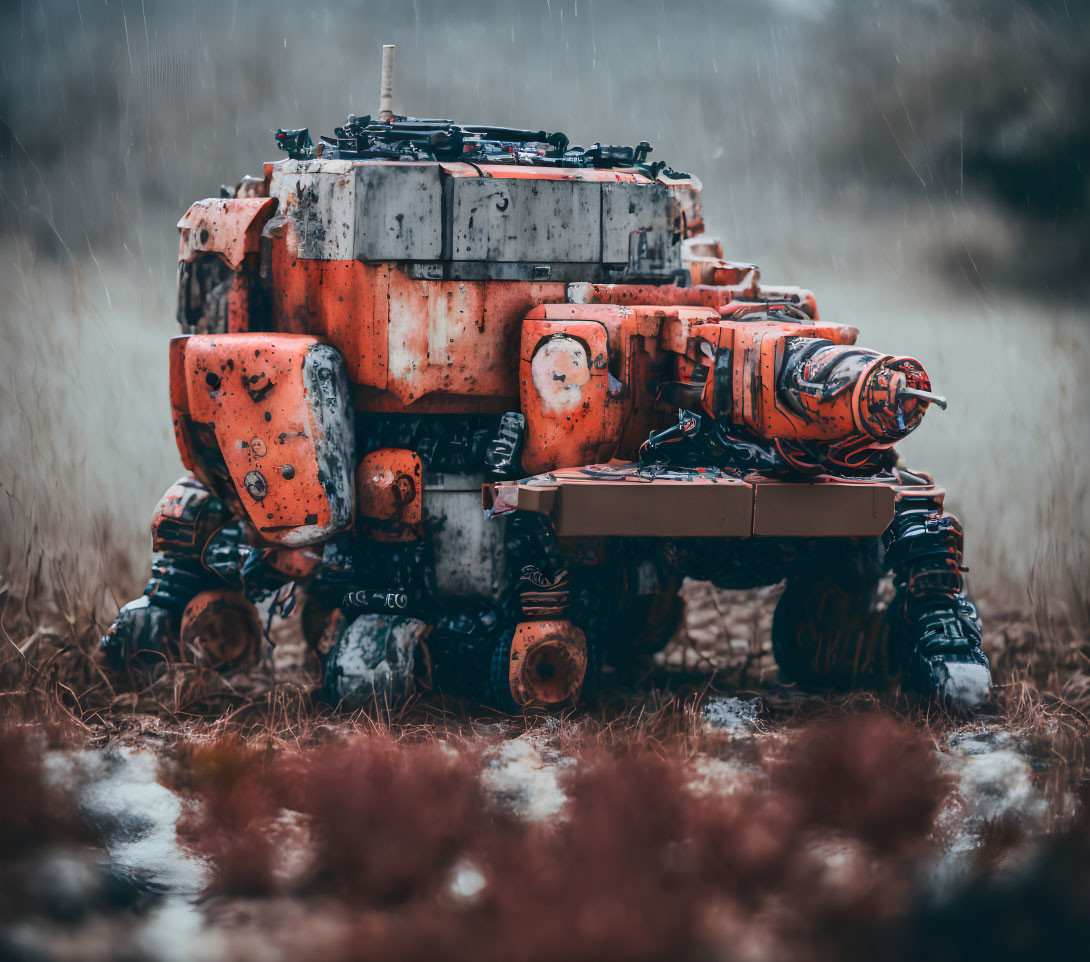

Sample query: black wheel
[569,541,683,675]
[770,539,895,690]
[488,629,521,713]
[99,597,176,673]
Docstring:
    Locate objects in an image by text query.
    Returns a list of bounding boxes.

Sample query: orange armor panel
[519,313,620,473]
[267,222,567,409]
[177,197,277,270]
[356,448,423,542]
[169,333,355,547]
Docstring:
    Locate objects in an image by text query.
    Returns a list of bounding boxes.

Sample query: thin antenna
[379,45,395,121]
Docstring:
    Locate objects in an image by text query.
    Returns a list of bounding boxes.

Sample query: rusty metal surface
[170,333,355,546]
[384,272,560,406]
[267,242,568,407]
[177,197,277,269]
[519,315,621,473]
[567,282,733,309]
[142,112,978,712]
[179,590,263,670]
[272,160,444,261]
[440,163,651,183]
[357,448,422,542]
[449,177,602,263]
[270,158,679,275]
[426,474,509,598]
[508,620,588,706]
[600,181,676,263]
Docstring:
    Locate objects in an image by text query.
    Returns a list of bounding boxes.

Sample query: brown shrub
[0,725,84,861]
[778,713,949,854]
[166,712,1077,962]
[296,736,487,907]
[172,737,283,896]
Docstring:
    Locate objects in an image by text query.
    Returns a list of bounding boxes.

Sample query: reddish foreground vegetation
[1,562,1089,960]
[4,709,1089,961]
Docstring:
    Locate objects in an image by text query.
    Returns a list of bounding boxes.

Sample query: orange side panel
[357,448,423,531]
[728,322,860,441]
[575,283,734,309]
[520,316,618,473]
[168,337,198,475]
[269,254,384,388]
[170,333,350,545]
[177,197,277,270]
[519,303,722,471]
[385,274,567,406]
[269,232,567,406]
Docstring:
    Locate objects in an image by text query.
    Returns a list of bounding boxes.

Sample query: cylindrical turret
[694,315,946,472]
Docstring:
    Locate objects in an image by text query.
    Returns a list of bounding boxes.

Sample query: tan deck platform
[484,463,898,539]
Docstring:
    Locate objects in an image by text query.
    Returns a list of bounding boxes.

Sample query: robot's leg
[318,612,429,711]
[487,512,597,710]
[306,535,431,710]
[100,476,263,673]
[99,596,178,674]
[884,496,990,714]
[771,538,893,691]
[422,595,594,712]
[489,619,592,711]
[314,591,588,713]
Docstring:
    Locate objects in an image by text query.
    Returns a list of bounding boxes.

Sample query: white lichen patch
[688,755,762,797]
[50,748,207,897]
[481,735,573,821]
[46,748,222,962]
[447,858,488,902]
[930,725,1049,892]
[703,696,763,734]
[940,726,1046,831]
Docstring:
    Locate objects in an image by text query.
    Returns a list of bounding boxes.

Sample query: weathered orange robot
[102,50,989,713]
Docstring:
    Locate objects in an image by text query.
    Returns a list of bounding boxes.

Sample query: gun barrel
[898,385,948,410]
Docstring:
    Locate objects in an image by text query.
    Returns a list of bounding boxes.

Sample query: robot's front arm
[678,315,946,470]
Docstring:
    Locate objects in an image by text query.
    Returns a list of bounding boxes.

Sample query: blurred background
[1,0,1087,621]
